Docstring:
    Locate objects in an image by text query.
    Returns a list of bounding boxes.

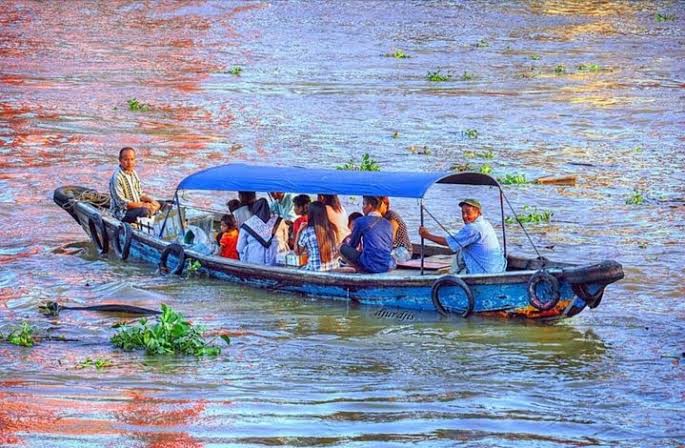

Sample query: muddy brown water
[1,2,684,447]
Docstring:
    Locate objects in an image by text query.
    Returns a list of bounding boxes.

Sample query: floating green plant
[577,63,601,72]
[391,130,399,139]
[479,164,492,175]
[626,189,645,205]
[498,173,528,185]
[474,39,490,48]
[463,128,479,139]
[111,304,226,357]
[461,71,475,81]
[386,49,409,59]
[637,241,648,249]
[632,145,643,153]
[530,54,541,60]
[336,153,381,171]
[655,12,677,22]
[127,98,151,112]
[4,322,36,347]
[451,162,471,172]
[426,70,451,82]
[408,145,431,155]
[554,64,566,74]
[187,259,202,275]
[228,66,242,76]
[505,206,553,225]
[77,357,113,370]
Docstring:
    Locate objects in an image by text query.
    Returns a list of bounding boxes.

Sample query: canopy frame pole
[157,193,174,239]
[420,199,425,275]
[499,189,507,258]
[175,190,185,235]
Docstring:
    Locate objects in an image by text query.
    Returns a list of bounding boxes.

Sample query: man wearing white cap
[418,198,506,274]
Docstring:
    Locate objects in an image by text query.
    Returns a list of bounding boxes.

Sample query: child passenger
[296,201,340,271]
[291,194,311,248]
[218,214,239,259]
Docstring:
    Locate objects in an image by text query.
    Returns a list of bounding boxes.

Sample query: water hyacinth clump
[626,189,646,205]
[505,206,553,225]
[111,304,227,357]
[336,153,381,171]
[127,98,151,112]
[1,321,37,347]
[498,173,528,185]
[426,70,451,82]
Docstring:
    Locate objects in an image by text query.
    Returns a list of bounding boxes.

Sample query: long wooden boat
[53,164,623,320]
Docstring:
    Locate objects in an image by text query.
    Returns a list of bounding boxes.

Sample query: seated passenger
[226,199,241,214]
[290,194,311,248]
[347,212,362,231]
[218,214,239,260]
[418,198,506,274]
[379,196,413,263]
[339,196,395,273]
[237,198,280,265]
[318,194,350,243]
[109,147,160,223]
[296,201,340,271]
[233,191,256,228]
[268,192,296,222]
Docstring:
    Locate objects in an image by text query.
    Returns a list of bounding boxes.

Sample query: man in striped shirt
[109,147,160,223]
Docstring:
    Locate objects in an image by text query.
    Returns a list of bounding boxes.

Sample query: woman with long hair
[296,201,340,271]
[317,194,350,243]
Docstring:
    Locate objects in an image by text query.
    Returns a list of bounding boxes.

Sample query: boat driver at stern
[109,146,161,223]
[418,198,506,274]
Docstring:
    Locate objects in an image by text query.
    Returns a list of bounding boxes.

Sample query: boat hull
[54,187,624,321]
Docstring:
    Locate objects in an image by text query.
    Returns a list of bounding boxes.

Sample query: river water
[1,1,684,446]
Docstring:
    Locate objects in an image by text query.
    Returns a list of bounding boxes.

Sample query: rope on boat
[62,190,110,211]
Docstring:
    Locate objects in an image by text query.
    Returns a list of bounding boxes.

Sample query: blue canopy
[177,164,455,198]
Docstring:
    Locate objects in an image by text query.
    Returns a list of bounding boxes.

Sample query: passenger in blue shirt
[419,198,506,274]
[340,196,395,273]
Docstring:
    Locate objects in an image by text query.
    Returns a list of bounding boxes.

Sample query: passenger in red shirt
[290,194,311,249]
[218,214,239,259]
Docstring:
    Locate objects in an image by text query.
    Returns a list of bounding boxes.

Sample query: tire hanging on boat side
[431,275,474,318]
[571,283,604,309]
[527,270,560,311]
[159,243,186,276]
[87,213,109,255]
[113,222,133,261]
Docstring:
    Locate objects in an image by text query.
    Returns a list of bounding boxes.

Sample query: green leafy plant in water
[408,145,431,155]
[451,162,471,172]
[77,357,113,370]
[461,71,475,81]
[228,66,242,76]
[463,128,479,139]
[111,304,226,357]
[554,64,566,74]
[128,98,151,112]
[577,63,601,72]
[386,49,409,59]
[5,322,36,347]
[391,130,400,139]
[498,173,528,185]
[474,39,489,48]
[479,164,493,175]
[426,70,451,82]
[530,54,541,60]
[505,205,553,225]
[626,189,645,205]
[187,259,202,275]
[632,145,643,153]
[655,13,677,22]
[336,153,381,171]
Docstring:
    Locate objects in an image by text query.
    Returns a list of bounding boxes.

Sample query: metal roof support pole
[420,199,425,275]
[175,190,185,235]
[499,189,507,258]
[157,195,174,238]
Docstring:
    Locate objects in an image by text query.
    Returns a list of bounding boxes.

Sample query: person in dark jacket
[339,196,395,273]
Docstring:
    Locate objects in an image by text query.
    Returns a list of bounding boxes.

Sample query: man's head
[119,147,136,173]
[293,194,311,216]
[270,192,285,201]
[458,198,482,224]
[362,195,382,215]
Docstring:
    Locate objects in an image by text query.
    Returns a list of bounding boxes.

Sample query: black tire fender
[572,283,604,309]
[113,222,133,261]
[528,270,560,311]
[159,243,185,276]
[87,214,109,255]
[431,275,475,318]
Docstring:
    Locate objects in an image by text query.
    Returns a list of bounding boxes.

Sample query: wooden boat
[53,164,623,321]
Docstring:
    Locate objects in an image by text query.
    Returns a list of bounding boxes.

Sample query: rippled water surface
[1,1,684,446]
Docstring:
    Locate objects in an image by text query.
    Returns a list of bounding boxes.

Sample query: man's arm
[418,226,448,247]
